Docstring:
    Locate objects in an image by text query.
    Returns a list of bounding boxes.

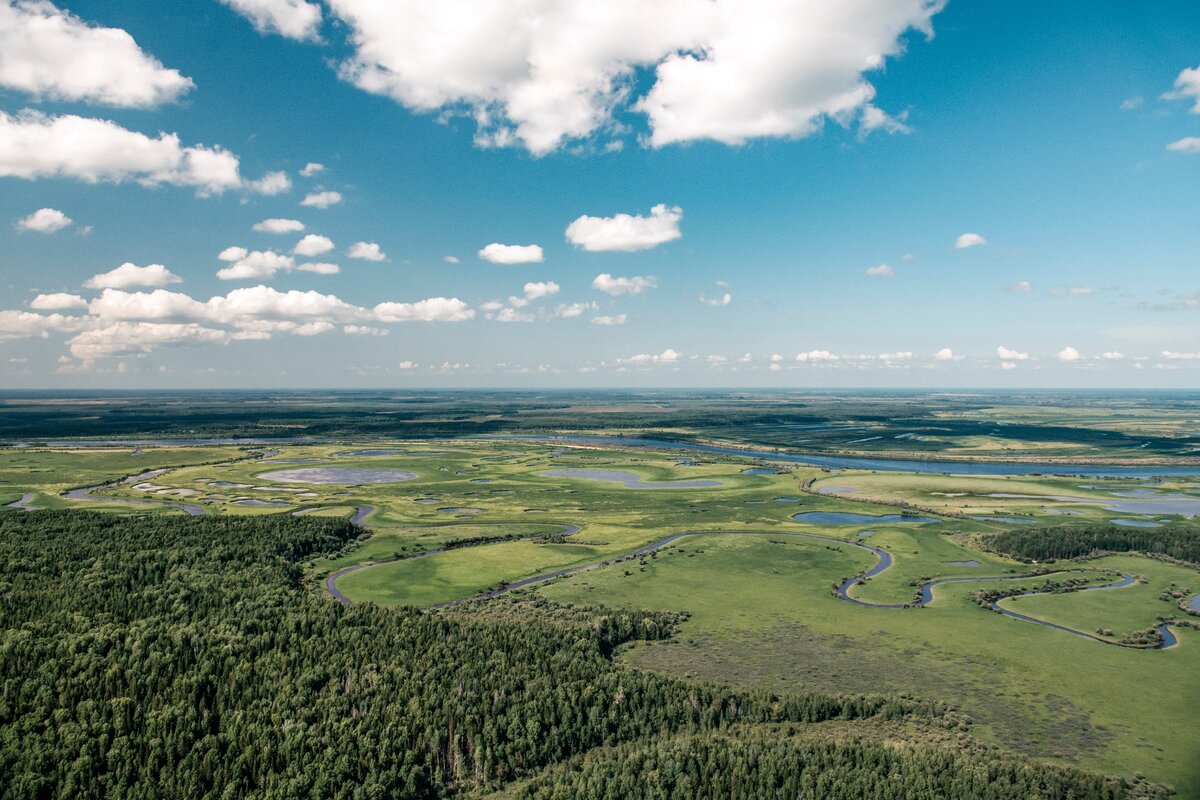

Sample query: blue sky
[1,0,1199,388]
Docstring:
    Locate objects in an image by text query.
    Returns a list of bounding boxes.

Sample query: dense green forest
[504,729,1139,800]
[989,525,1200,564]
[0,511,1157,798]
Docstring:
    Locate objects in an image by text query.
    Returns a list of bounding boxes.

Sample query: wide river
[512,435,1200,478]
[13,433,1200,478]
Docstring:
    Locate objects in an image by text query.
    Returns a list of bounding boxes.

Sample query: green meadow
[3,436,1197,794]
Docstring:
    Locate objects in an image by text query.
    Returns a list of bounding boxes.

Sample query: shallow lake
[257,468,418,484]
[791,512,939,525]
[542,468,722,489]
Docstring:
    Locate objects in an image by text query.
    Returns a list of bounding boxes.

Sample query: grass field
[535,534,1199,794]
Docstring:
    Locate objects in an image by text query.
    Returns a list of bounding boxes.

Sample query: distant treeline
[0,511,1153,799]
[510,730,1140,800]
[989,525,1200,564]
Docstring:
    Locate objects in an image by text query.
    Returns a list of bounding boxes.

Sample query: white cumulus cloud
[591,313,627,326]
[955,232,987,249]
[934,347,961,361]
[324,0,943,154]
[247,170,291,195]
[796,349,839,362]
[301,190,342,208]
[84,262,181,289]
[219,0,322,41]
[478,242,544,264]
[217,250,295,280]
[30,292,86,310]
[348,241,386,261]
[996,345,1029,361]
[253,218,305,234]
[374,297,474,322]
[300,161,325,176]
[1163,64,1200,113]
[565,204,682,252]
[0,110,260,195]
[0,0,193,107]
[1166,137,1200,153]
[592,273,656,296]
[1057,346,1081,362]
[865,263,894,278]
[293,234,334,256]
[621,347,680,365]
[16,206,71,232]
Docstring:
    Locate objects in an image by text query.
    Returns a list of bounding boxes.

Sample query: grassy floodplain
[2,432,1198,794]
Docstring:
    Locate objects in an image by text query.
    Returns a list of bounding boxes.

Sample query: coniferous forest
[0,511,1161,798]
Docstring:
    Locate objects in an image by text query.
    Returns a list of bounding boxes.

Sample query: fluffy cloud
[1166,137,1200,154]
[84,262,181,289]
[217,247,335,277]
[554,302,594,318]
[300,161,325,177]
[253,218,305,233]
[878,351,913,362]
[1000,361,1018,370]
[492,307,534,323]
[343,324,388,336]
[0,0,193,107]
[373,297,474,322]
[298,262,340,275]
[16,206,71,232]
[0,110,267,195]
[478,242,544,264]
[955,232,987,249]
[796,349,838,362]
[860,105,912,136]
[348,241,386,261]
[934,347,961,361]
[621,348,680,365]
[443,255,460,264]
[1057,346,1081,362]
[1163,65,1200,113]
[700,292,732,307]
[219,0,323,41]
[325,0,942,154]
[521,281,560,301]
[87,288,206,321]
[68,322,228,360]
[2,284,475,360]
[591,313,627,326]
[592,273,656,296]
[293,233,334,256]
[0,309,87,339]
[247,170,291,195]
[301,190,342,208]
[30,292,86,310]
[1101,351,1124,360]
[865,263,894,278]
[996,345,1029,361]
[217,250,295,280]
[565,204,682,252]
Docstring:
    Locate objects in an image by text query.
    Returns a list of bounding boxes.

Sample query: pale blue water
[792,512,939,525]
[542,468,722,489]
[258,468,418,484]
[521,435,1200,477]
